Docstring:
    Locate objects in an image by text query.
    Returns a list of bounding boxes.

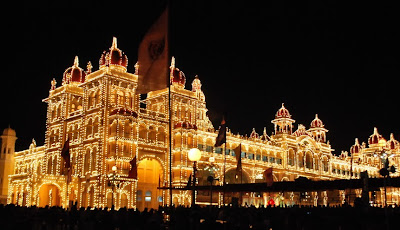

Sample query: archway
[137,158,163,211]
[38,183,62,207]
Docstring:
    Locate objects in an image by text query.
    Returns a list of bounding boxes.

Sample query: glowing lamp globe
[112,165,117,172]
[188,148,201,162]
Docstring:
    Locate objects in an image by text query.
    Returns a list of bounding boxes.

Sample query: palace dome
[368,127,384,145]
[275,103,291,119]
[387,133,399,150]
[170,67,186,86]
[350,138,362,154]
[2,127,16,136]
[63,56,86,84]
[99,37,128,70]
[310,114,324,128]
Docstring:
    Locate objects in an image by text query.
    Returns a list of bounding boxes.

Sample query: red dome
[250,128,259,139]
[387,133,399,150]
[170,68,186,86]
[350,138,362,154]
[99,37,128,70]
[310,114,324,128]
[368,127,383,145]
[63,56,86,84]
[275,103,291,119]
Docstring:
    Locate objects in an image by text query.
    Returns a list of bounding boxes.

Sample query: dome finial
[73,56,79,67]
[112,37,118,49]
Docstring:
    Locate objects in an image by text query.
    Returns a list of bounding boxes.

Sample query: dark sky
[2,0,399,154]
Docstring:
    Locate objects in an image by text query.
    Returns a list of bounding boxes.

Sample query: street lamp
[108,165,118,210]
[188,148,201,207]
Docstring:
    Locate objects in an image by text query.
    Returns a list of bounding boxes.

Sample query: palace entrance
[136,158,163,210]
[38,183,62,207]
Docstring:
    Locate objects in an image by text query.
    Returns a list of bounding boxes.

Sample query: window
[215,147,222,154]
[262,156,267,162]
[247,153,254,160]
[197,144,204,151]
[241,152,246,158]
[206,145,213,153]
[145,190,152,202]
[256,155,261,161]
[269,157,275,164]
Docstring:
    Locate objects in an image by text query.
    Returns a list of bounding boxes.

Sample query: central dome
[99,37,128,71]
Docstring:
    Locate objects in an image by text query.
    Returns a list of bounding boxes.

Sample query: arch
[157,127,166,143]
[298,152,304,168]
[305,151,313,169]
[148,126,157,142]
[38,183,62,207]
[136,158,164,211]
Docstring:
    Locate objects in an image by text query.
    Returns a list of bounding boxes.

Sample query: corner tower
[0,127,17,204]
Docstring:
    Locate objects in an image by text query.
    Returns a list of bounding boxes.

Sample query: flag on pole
[215,117,226,147]
[234,144,242,173]
[137,6,169,94]
[264,168,273,186]
[61,139,71,169]
[128,157,138,179]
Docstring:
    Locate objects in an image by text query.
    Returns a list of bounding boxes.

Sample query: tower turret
[0,127,17,204]
[271,103,295,134]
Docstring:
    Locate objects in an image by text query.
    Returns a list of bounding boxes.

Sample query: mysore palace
[0,38,399,210]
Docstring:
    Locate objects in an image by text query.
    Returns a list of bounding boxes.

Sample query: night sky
[2,0,399,154]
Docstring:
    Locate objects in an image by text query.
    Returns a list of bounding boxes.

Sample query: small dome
[350,138,362,154]
[63,56,86,84]
[192,75,202,92]
[310,114,324,128]
[386,133,399,150]
[368,127,383,145]
[250,128,259,139]
[2,127,16,136]
[275,103,291,119]
[99,37,128,70]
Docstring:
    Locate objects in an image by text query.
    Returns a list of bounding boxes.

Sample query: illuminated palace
[1,38,399,209]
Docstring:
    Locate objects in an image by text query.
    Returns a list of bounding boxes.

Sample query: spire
[86,61,93,74]
[51,78,57,90]
[170,56,175,69]
[134,62,139,74]
[73,56,79,67]
[112,37,118,49]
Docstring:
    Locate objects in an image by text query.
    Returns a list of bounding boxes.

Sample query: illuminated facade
[3,38,400,209]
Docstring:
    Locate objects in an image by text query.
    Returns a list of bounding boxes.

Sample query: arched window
[84,149,91,173]
[305,152,313,169]
[117,91,125,105]
[288,149,295,166]
[145,190,152,202]
[86,119,93,138]
[139,124,147,140]
[93,117,100,135]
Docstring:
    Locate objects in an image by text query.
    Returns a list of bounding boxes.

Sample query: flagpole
[223,142,226,206]
[167,0,173,208]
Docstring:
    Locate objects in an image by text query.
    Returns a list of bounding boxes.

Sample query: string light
[3,38,399,209]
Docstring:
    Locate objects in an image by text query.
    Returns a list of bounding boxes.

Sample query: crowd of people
[0,203,399,230]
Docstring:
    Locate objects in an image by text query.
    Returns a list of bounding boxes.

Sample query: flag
[234,144,242,173]
[214,117,226,147]
[137,6,169,94]
[66,168,72,184]
[61,139,71,169]
[187,174,192,187]
[264,168,273,186]
[128,157,138,179]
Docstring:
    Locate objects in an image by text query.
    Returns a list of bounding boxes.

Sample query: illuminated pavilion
[1,38,399,209]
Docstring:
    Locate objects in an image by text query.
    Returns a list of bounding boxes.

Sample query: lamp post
[108,165,118,210]
[188,148,201,207]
